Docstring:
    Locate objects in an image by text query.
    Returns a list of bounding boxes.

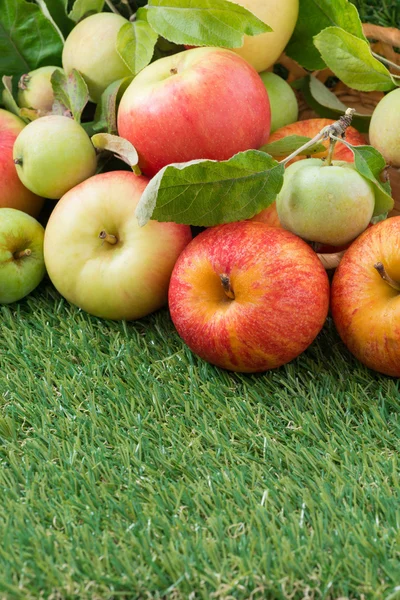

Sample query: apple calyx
[14,249,32,260]
[170,67,178,75]
[14,158,23,166]
[220,273,235,300]
[99,230,118,245]
[18,74,30,90]
[374,262,400,291]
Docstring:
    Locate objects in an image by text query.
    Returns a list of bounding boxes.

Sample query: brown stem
[220,273,235,300]
[374,262,400,291]
[99,230,118,245]
[14,249,31,259]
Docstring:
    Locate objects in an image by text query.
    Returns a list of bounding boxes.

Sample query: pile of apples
[2,7,400,378]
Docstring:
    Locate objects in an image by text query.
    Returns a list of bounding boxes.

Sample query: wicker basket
[277,24,400,269]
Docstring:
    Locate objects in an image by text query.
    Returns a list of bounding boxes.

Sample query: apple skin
[117,47,271,177]
[276,159,375,246]
[0,208,46,304]
[228,0,299,72]
[168,221,329,373]
[13,115,97,200]
[331,217,400,377]
[44,171,192,321]
[259,72,298,132]
[62,13,133,103]
[268,118,366,164]
[0,109,44,217]
[17,66,63,114]
[369,88,400,168]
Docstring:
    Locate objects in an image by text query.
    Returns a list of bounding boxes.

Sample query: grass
[1,279,400,600]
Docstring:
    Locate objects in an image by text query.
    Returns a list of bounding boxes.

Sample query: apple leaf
[68,0,105,22]
[286,0,366,71]
[299,76,371,134]
[37,0,75,38]
[117,10,159,76]
[338,140,394,216]
[1,76,29,121]
[84,77,133,136]
[314,27,397,92]
[135,151,284,227]
[51,68,89,123]
[0,0,63,81]
[91,133,140,171]
[260,136,327,158]
[145,0,271,48]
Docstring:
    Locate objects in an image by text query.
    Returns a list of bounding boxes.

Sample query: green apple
[259,72,298,132]
[62,13,133,103]
[0,208,45,304]
[276,158,375,246]
[13,115,97,199]
[17,66,63,115]
[369,87,400,168]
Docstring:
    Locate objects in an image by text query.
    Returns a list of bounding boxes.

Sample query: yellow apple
[228,0,299,72]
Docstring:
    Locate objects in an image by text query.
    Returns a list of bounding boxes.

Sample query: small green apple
[0,208,45,304]
[62,13,133,103]
[259,72,298,132]
[369,88,400,168]
[276,158,375,246]
[17,66,63,115]
[13,115,97,199]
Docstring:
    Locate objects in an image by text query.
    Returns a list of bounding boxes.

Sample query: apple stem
[220,274,235,300]
[99,230,118,245]
[374,262,400,291]
[324,138,337,167]
[371,51,400,73]
[14,249,32,259]
[280,108,356,166]
[103,0,120,14]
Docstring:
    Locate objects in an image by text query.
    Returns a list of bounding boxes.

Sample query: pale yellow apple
[229,0,299,72]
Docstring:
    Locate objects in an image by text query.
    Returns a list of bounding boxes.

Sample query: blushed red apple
[331,217,400,377]
[117,47,271,177]
[168,221,330,372]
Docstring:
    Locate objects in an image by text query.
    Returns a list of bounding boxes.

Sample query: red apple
[0,109,43,217]
[168,221,329,372]
[117,47,271,177]
[44,171,192,320]
[331,217,400,377]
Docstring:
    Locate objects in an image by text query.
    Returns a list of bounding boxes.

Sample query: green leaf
[300,75,371,134]
[83,76,132,136]
[145,0,271,48]
[1,76,28,121]
[91,134,140,171]
[338,140,394,216]
[0,0,63,80]
[286,0,366,71]
[35,0,75,40]
[116,10,158,76]
[261,135,327,158]
[68,0,105,22]
[314,27,396,92]
[135,151,284,227]
[51,68,89,122]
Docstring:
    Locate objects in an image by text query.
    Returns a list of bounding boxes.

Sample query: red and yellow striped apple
[332,217,400,377]
[117,47,271,177]
[44,171,192,321]
[168,221,329,372]
[0,109,43,217]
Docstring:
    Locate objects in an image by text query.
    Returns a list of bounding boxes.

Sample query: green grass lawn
[1,4,400,600]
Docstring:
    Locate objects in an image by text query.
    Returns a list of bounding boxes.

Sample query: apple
[117,47,271,177]
[168,221,329,373]
[228,0,299,72]
[17,66,63,115]
[331,217,400,377]
[62,13,133,103]
[44,171,192,320]
[0,109,43,217]
[268,118,366,164]
[13,115,97,200]
[259,72,298,132]
[0,208,45,304]
[369,88,400,168]
[275,158,375,246]
[250,201,282,228]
